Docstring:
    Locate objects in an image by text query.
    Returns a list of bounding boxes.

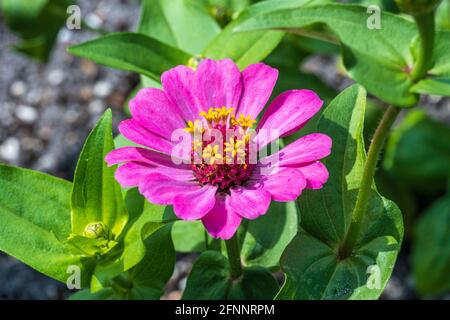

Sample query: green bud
[394,0,442,15]
[187,55,204,70]
[83,222,108,239]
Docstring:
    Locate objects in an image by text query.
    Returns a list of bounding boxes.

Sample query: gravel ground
[1,0,449,300]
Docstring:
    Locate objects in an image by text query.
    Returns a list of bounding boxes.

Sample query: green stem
[339,106,401,259]
[225,235,243,279]
[411,10,436,81]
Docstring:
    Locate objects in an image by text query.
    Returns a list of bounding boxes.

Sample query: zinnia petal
[297,161,329,189]
[195,59,242,110]
[173,184,218,220]
[119,119,174,155]
[161,65,203,121]
[129,88,186,139]
[201,194,242,240]
[229,185,271,220]
[259,133,332,169]
[251,168,307,201]
[105,146,189,168]
[256,90,323,148]
[139,173,199,205]
[237,63,278,119]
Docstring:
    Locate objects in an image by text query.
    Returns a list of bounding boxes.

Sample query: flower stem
[339,106,401,259]
[225,235,243,279]
[411,10,436,81]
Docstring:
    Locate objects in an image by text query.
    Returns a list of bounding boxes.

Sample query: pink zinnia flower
[105,59,331,240]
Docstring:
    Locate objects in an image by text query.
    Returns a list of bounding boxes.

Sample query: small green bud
[394,0,442,15]
[187,55,204,70]
[83,222,108,239]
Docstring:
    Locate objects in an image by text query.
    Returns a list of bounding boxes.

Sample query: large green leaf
[68,33,191,81]
[90,200,173,291]
[235,2,419,106]
[412,193,450,296]
[277,85,403,299]
[241,201,299,269]
[71,225,175,300]
[182,251,279,299]
[125,225,175,299]
[0,165,94,287]
[383,109,450,193]
[71,110,128,239]
[138,0,221,54]
[2,0,74,61]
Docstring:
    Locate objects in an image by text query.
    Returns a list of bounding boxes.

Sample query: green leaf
[235,2,419,106]
[172,220,208,252]
[384,109,450,193]
[68,33,191,81]
[71,110,128,240]
[203,5,284,70]
[0,165,94,287]
[412,193,450,296]
[241,201,299,269]
[277,85,403,299]
[411,77,450,96]
[182,251,279,299]
[125,225,175,299]
[2,0,73,61]
[90,201,172,291]
[138,0,221,54]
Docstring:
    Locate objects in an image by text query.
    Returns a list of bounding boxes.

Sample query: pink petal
[105,146,189,168]
[259,133,332,168]
[119,119,174,155]
[115,162,151,188]
[256,90,323,148]
[173,184,218,220]
[201,194,242,240]
[161,65,203,121]
[139,173,200,205]
[297,161,329,189]
[251,168,307,202]
[229,186,271,220]
[129,88,186,139]
[115,163,193,189]
[237,63,278,119]
[195,59,242,110]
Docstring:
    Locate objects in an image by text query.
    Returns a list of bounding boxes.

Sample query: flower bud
[83,222,108,239]
[394,0,442,15]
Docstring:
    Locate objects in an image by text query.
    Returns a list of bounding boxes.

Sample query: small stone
[47,69,65,86]
[80,59,98,77]
[15,105,38,124]
[0,137,20,162]
[10,81,27,97]
[79,86,93,101]
[178,277,187,291]
[89,100,105,116]
[93,81,113,98]
[26,88,42,105]
[21,137,43,152]
[64,109,80,124]
[85,12,103,29]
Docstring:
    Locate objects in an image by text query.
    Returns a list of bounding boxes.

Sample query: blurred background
[0,0,449,299]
